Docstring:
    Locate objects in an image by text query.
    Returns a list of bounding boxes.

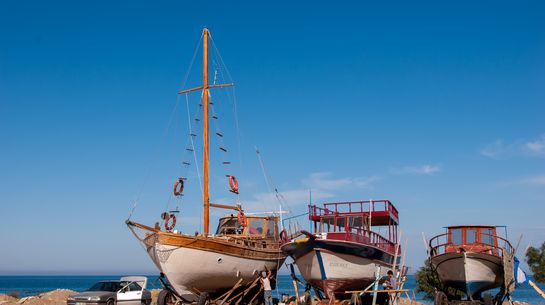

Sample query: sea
[0,275,543,305]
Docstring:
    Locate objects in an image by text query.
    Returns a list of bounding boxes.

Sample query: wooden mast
[203,27,210,235]
[177,28,234,236]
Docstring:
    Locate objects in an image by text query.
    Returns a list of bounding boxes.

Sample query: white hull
[294,248,392,296]
[431,252,504,298]
[149,242,282,302]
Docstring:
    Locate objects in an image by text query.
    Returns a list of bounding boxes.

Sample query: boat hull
[282,239,395,297]
[150,242,283,302]
[431,252,504,299]
[129,223,286,302]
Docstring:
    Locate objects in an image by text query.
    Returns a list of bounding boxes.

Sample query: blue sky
[1,0,544,275]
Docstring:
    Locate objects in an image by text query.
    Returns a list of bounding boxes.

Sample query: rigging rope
[129,31,203,221]
[209,35,243,166]
[187,93,204,197]
[129,89,183,220]
[255,147,293,214]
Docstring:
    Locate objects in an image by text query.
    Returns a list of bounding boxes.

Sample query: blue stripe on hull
[315,250,327,281]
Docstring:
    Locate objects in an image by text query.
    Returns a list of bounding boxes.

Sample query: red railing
[326,228,397,253]
[429,232,514,258]
[309,200,399,221]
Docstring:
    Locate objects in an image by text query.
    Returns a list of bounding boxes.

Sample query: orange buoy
[164,214,177,232]
[237,211,247,227]
[173,178,184,196]
[229,175,239,194]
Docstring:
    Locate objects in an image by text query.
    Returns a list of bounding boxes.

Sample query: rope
[209,35,243,166]
[163,92,203,215]
[255,148,293,216]
[186,93,204,197]
[130,88,183,220]
[128,31,203,222]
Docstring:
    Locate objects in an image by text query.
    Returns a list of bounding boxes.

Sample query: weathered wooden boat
[126,28,286,304]
[281,200,401,299]
[429,225,515,301]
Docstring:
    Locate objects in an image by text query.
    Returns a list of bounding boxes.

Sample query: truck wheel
[157,290,174,305]
[197,292,209,305]
[107,299,115,305]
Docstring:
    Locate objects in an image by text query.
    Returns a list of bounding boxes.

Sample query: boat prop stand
[158,273,184,301]
[211,275,263,305]
[158,273,265,305]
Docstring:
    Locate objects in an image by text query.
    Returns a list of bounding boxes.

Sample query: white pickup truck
[67,276,152,305]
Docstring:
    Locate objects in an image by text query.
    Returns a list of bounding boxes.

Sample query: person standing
[385,270,397,305]
[379,270,396,305]
[260,268,273,305]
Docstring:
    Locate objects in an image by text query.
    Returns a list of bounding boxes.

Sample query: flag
[514,256,527,285]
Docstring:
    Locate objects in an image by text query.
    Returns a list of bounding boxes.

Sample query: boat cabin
[308,200,399,253]
[445,225,499,254]
[429,225,513,257]
[216,215,279,239]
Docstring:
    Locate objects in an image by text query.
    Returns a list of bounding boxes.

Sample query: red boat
[282,200,401,299]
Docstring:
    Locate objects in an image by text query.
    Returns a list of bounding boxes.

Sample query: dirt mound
[0,289,78,305]
[0,294,19,305]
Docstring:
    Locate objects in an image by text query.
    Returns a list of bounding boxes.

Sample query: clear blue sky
[1,0,544,275]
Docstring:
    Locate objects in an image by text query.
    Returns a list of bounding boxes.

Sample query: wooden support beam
[529,280,545,300]
[210,203,240,211]
[178,86,205,94]
[346,289,411,294]
[209,83,234,89]
[178,83,233,95]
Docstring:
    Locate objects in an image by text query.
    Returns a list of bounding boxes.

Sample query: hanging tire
[157,289,174,305]
[197,292,209,305]
[434,291,449,305]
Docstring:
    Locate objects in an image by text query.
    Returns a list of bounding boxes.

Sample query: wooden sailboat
[126,28,286,304]
[428,225,515,302]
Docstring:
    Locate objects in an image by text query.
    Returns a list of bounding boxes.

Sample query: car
[67,276,152,305]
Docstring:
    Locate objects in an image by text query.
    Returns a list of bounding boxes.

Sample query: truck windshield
[87,282,122,292]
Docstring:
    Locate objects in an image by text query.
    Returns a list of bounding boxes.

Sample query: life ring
[237,211,247,227]
[280,229,289,243]
[173,178,184,196]
[229,176,239,194]
[164,214,176,232]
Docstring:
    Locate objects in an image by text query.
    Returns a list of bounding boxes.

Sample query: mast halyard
[178,27,234,236]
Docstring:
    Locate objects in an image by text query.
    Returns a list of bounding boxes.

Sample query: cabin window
[321,217,333,232]
[336,217,345,232]
[451,228,462,245]
[466,229,477,244]
[266,219,276,237]
[248,219,265,236]
[216,217,240,235]
[348,216,363,229]
[481,228,494,245]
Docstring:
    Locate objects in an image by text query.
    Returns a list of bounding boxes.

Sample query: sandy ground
[0,290,534,305]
